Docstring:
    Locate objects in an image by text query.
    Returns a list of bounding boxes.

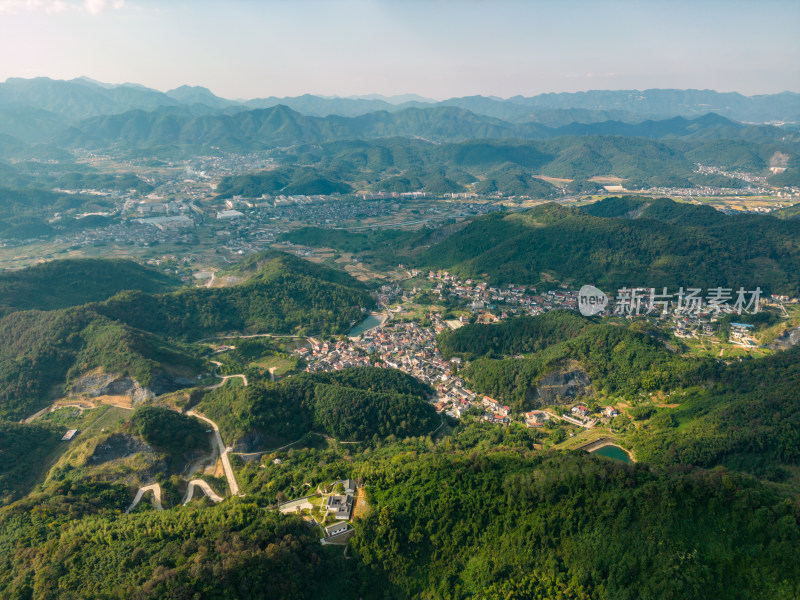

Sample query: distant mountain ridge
[2,77,799,125]
[54,103,800,155]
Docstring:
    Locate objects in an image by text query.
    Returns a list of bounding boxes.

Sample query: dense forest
[350,451,800,599]
[0,258,180,316]
[0,307,204,420]
[0,492,353,599]
[94,254,372,340]
[419,198,800,294]
[0,421,62,503]
[456,317,715,408]
[439,310,593,360]
[197,366,437,449]
[130,406,211,469]
[0,439,796,599]
[442,310,800,483]
[629,345,800,482]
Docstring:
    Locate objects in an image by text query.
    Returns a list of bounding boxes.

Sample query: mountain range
[50,104,800,156]
[1,76,799,138]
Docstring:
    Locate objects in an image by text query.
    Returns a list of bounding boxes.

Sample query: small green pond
[591,444,632,463]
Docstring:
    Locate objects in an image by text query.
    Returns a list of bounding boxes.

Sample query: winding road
[125,483,163,513]
[182,479,224,504]
[207,361,248,389]
[187,410,242,496]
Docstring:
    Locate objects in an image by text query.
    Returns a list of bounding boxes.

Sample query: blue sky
[0,0,798,99]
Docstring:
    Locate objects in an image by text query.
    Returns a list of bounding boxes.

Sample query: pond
[348,313,385,338]
[591,444,632,463]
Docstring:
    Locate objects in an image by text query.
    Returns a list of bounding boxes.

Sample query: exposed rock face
[69,371,151,402]
[532,369,592,406]
[233,430,270,453]
[769,327,800,351]
[69,369,195,403]
[70,371,155,403]
[89,433,154,465]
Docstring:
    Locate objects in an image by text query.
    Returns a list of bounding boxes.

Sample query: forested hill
[218,248,368,290]
[438,310,594,361]
[94,251,374,339]
[197,366,437,449]
[0,306,204,420]
[418,198,800,294]
[0,252,372,419]
[0,258,181,317]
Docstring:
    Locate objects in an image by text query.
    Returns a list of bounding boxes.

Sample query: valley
[0,74,799,599]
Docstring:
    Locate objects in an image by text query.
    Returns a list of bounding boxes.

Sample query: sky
[0,0,798,100]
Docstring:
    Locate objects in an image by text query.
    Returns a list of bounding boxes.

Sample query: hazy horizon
[1,0,798,99]
[5,74,800,103]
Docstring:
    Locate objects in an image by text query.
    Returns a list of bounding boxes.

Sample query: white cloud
[0,0,124,13]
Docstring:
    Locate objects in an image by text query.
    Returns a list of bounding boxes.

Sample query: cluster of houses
[419,270,579,316]
[298,340,371,372]
[303,322,452,387]
[672,315,760,347]
[729,322,757,346]
[299,319,523,427]
[522,410,550,428]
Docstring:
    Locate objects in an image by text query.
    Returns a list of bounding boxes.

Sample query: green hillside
[0,421,62,503]
[442,310,800,483]
[419,198,800,294]
[629,345,800,481]
[461,322,714,409]
[0,258,181,316]
[0,252,372,420]
[473,164,560,197]
[0,496,345,600]
[56,104,799,154]
[439,310,593,360]
[215,167,352,198]
[775,201,800,220]
[95,251,374,339]
[350,452,799,599]
[197,366,436,447]
[279,136,799,193]
[0,307,204,420]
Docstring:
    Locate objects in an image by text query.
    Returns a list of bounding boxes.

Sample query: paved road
[182,479,224,504]
[125,483,163,513]
[206,360,248,390]
[187,410,241,496]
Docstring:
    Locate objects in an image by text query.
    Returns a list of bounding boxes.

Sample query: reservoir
[348,313,385,338]
[591,444,632,463]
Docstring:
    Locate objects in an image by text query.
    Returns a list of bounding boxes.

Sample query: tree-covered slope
[0,258,181,317]
[439,310,593,360]
[461,322,716,409]
[419,199,800,294]
[629,345,800,481]
[0,495,350,600]
[445,310,800,483]
[351,452,800,600]
[0,421,62,503]
[0,307,204,420]
[197,367,436,448]
[0,252,371,420]
[95,251,374,339]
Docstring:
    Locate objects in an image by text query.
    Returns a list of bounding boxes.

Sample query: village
[296,266,798,439]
